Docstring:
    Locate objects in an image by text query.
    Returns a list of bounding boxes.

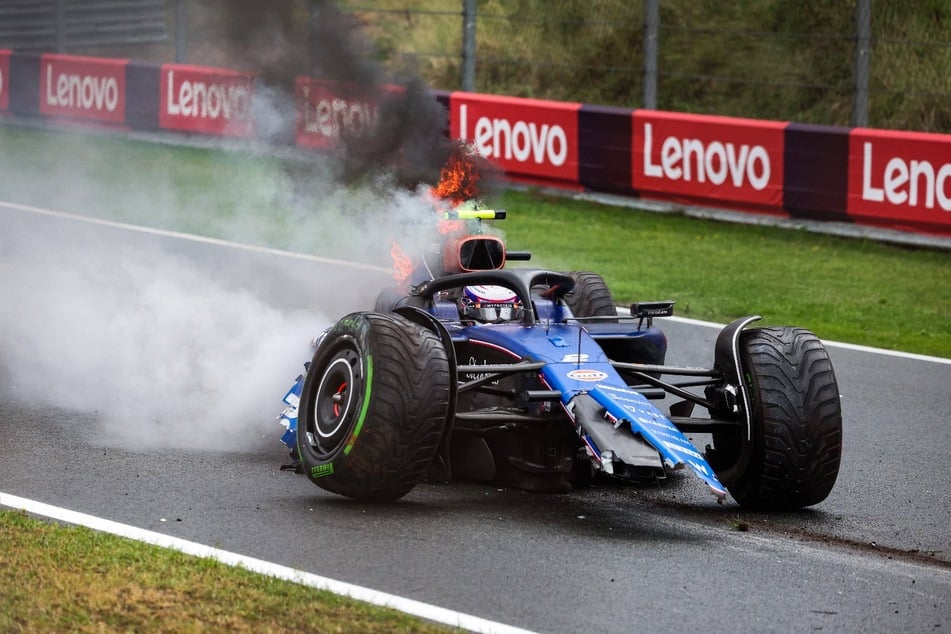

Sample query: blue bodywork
[279,280,729,501]
[442,320,727,500]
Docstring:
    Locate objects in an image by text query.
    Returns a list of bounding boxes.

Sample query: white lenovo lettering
[642,122,770,190]
[303,94,378,138]
[862,141,951,211]
[166,69,250,120]
[45,64,119,112]
[461,106,567,167]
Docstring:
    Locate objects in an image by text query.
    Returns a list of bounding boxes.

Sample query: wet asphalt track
[1,204,949,632]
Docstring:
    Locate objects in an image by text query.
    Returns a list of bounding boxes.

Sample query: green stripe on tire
[344,354,373,456]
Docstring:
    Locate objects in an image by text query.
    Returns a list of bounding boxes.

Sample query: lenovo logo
[165,69,251,121]
[45,65,120,113]
[159,65,254,137]
[459,103,568,167]
[861,142,951,211]
[632,112,784,208]
[641,122,771,190]
[302,96,378,138]
[39,54,126,124]
[449,94,579,182]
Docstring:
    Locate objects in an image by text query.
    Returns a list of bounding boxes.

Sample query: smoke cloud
[206,0,459,188]
[0,216,319,452]
[0,1,480,454]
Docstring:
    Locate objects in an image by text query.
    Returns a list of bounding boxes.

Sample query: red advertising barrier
[39,53,127,125]
[1,48,948,238]
[632,110,786,210]
[159,64,254,137]
[0,49,9,111]
[848,128,951,233]
[448,92,581,185]
[295,77,398,150]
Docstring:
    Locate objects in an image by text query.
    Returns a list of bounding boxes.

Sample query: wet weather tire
[297,312,451,501]
[712,327,842,510]
[565,271,617,318]
[565,271,666,365]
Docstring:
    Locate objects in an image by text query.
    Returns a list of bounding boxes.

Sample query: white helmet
[459,285,523,323]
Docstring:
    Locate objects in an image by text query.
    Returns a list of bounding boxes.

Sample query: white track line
[0,492,535,634]
[6,199,947,365]
[0,200,389,272]
[619,304,950,365]
[1,199,945,626]
[660,315,950,365]
[3,200,531,631]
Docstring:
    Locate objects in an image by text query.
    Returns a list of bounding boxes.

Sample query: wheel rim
[310,347,361,456]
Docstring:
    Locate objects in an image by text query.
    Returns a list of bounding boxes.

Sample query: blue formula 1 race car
[276,207,843,510]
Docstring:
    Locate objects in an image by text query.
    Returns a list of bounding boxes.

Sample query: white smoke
[0,218,323,452]
[0,163,447,454]
[0,1,472,454]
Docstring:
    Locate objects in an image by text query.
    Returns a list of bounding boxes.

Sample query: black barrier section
[578,104,634,194]
[9,52,39,117]
[783,122,850,222]
[432,89,451,139]
[432,89,450,111]
[125,60,159,131]
[1,49,944,238]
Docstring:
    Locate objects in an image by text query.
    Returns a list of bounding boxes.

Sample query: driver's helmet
[459,285,523,324]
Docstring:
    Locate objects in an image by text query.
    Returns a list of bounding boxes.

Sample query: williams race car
[275,204,843,510]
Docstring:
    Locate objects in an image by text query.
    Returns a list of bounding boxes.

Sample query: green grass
[0,123,948,628]
[0,510,450,633]
[497,189,951,358]
[1,124,948,357]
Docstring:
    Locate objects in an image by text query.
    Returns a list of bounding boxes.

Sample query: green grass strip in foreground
[0,125,948,630]
[0,510,450,633]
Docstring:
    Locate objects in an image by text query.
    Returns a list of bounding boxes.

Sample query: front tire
[709,327,842,510]
[297,312,451,501]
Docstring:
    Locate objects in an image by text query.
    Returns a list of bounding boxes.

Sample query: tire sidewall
[296,311,452,501]
[297,314,373,483]
[565,271,617,318]
[719,326,842,509]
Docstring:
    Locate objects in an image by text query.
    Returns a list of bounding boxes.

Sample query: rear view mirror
[444,235,506,272]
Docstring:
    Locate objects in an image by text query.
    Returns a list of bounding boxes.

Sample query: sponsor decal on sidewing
[566,368,609,382]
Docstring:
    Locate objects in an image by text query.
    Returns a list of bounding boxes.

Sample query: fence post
[852,0,871,127]
[175,0,187,63]
[643,0,659,109]
[55,0,66,52]
[461,0,477,91]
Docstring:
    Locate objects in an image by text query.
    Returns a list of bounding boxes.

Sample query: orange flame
[431,143,483,207]
[390,240,415,286]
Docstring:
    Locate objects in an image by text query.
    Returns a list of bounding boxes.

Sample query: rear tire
[565,271,617,318]
[297,312,451,501]
[709,327,842,510]
[566,271,666,366]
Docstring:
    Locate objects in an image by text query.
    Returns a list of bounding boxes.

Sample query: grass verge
[0,510,449,633]
[1,124,948,357]
[497,189,950,358]
[0,123,948,627]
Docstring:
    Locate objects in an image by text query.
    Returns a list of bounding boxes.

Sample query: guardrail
[1,49,948,237]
